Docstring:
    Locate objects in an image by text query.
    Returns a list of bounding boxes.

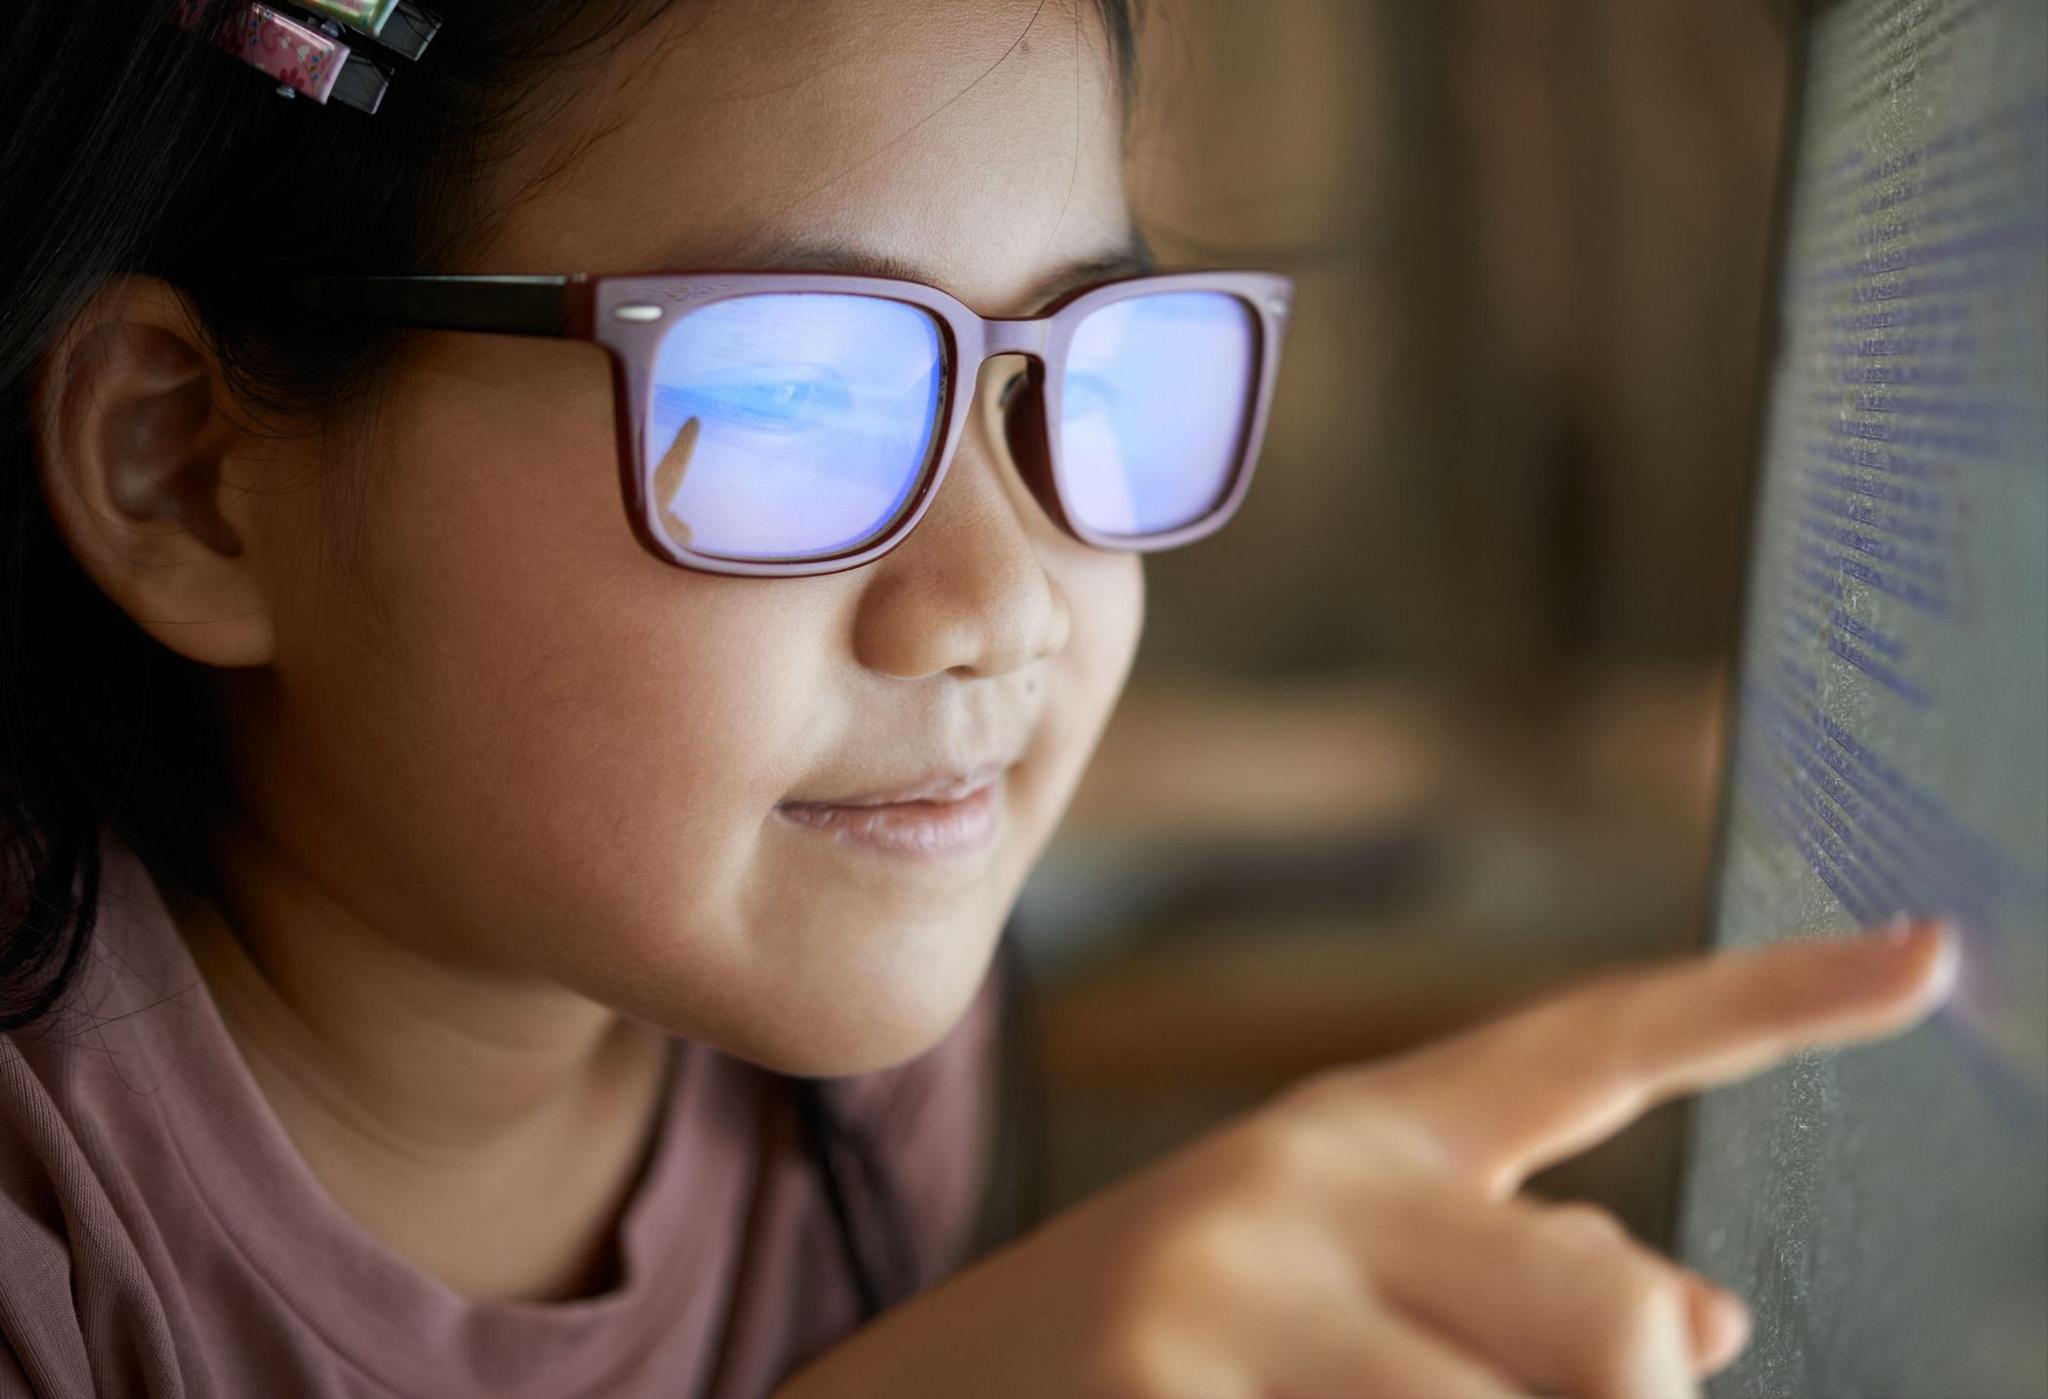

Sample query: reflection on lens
[653,416,700,546]
[1058,291,1256,537]
[647,294,944,560]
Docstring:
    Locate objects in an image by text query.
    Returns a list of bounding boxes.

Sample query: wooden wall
[1124,0,1793,681]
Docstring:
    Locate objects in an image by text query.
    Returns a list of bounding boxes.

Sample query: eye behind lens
[645,292,947,561]
[1056,290,1258,538]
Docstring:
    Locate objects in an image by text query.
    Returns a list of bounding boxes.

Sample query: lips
[775,760,1011,859]
[779,758,1013,809]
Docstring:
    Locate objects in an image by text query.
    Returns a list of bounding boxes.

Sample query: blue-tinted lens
[1058,291,1257,537]
[646,294,945,560]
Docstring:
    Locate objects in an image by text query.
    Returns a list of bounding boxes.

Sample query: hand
[773,917,1960,1399]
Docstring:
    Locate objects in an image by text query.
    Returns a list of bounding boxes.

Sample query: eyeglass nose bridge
[976,367,1068,551]
[981,318,1051,357]
[932,315,1070,541]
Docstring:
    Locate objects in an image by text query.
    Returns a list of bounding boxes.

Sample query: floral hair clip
[172,0,442,115]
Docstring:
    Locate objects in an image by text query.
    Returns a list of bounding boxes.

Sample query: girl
[0,1,1958,1395]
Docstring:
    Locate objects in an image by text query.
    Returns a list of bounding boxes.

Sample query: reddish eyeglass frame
[291,268,1294,578]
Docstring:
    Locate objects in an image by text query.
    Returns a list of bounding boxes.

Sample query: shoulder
[0,1035,93,1397]
[0,1336,31,1399]
[0,1016,186,1399]
[0,1033,82,1288]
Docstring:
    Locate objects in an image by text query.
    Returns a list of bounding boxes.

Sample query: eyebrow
[634,227,1161,314]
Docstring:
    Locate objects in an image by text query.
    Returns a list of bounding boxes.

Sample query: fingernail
[1868,913,1944,952]
[1919,919,1963,1003]
[1870,917,1963,1002]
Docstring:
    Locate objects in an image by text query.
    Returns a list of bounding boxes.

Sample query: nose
[850,357,1072,680]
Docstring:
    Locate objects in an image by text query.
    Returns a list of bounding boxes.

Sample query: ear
[31,274,278,667]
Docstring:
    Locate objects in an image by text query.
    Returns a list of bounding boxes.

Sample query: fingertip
[1688,1283,1752,1373]
[1880,917,1963,1008]
[1859,915,1963,1009]
[1917,918,1964,1006]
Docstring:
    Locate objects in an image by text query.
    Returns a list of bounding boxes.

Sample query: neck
[167,821,675,1300]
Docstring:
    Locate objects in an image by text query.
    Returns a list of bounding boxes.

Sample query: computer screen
[1673,0,2048,1395]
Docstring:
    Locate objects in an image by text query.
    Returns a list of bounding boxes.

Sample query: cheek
[279,356,834,973]
[1018,549,1144,843]
[971,548,1143,954]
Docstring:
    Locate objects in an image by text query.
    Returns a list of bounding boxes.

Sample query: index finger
[1361,918,1961,1197]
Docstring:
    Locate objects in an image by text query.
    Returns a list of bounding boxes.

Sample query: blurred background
[1003,0,1796,1252]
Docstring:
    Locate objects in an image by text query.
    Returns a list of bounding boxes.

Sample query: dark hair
[1,0,1135,1319]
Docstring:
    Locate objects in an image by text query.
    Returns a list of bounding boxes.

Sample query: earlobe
[32,276,277,668]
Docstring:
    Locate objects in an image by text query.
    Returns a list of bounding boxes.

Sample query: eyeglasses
[291,268,1294,577]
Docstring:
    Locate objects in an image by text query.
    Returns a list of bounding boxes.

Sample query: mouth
[775,760,1012,859]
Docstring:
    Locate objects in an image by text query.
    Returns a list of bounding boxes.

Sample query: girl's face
[222,0,1143,1074]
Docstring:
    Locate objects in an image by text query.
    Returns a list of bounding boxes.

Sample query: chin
[722,912,1003,1078]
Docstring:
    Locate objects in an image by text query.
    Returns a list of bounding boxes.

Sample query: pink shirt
[0,839,998,1398]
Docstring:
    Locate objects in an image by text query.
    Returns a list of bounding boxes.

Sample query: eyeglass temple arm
[291,275,580,337]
